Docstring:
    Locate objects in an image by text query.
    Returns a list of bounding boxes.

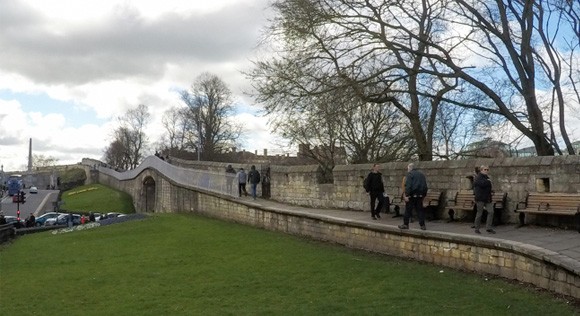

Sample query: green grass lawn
[0,214,577,315]
[60,183,135,214]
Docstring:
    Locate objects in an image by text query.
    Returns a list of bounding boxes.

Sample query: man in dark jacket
[398,163,428,230]
[365,164,386,220]
[248,165,261,200]
[473,165,496,234]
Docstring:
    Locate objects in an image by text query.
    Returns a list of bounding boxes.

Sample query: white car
[29,186,38,194]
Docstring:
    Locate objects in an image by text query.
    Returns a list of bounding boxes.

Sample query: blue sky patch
[0,89,105,128]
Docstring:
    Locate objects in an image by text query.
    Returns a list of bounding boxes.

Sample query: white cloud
[0,0,280,172]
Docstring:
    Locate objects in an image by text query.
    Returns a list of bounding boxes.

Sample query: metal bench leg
[518,212,525,227]
[392,205,401,218]
[447,209,455,222]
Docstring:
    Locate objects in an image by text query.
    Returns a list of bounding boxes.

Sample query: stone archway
[143,176,156,212]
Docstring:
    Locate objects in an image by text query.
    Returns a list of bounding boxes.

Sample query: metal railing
[98,156,242,197]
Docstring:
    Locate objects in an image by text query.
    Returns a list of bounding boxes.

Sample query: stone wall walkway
[246,197,580,263]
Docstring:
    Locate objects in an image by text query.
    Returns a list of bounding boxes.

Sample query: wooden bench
[390,191,442,220]
[515,192,580,232]
[445,190,507,224]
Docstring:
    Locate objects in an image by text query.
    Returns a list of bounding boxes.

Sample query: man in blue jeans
[473,165,496,234]
[248,165,261,200]
[398,163,428,230]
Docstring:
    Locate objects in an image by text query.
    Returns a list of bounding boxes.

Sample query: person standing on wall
[236,168,248,197]
[398,163,428,230]
[248,165,261,200]
[473,165,496,234]
[225,164,237,196]
[364,164,386,220]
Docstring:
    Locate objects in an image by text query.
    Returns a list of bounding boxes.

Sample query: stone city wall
[96,166,580,299]
[167,155,580,226]
[270,156,580,226]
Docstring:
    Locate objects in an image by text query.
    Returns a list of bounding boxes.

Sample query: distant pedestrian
[26,213,36,227]
[89,212,96,222]
[0,212,6,225]
[364,164,386,220]
[398,163,429,230]
[473,165,496,234]
[236,168,248,197]
[225,164,236,195]
[248,165,261,200]
[81,215,86,225]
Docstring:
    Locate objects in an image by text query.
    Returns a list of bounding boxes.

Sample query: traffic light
[19,191,26,204]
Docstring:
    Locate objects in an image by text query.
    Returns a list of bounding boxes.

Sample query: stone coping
[230,195,580,277]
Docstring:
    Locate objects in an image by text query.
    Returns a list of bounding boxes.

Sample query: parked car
[35,212,63,226]
[29,186,38,194]
[4,216,25,228]
[45,214,82,226]
[98,212,124,220]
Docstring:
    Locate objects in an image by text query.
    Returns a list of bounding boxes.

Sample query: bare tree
[158,106,194,155]
[251,0,578,159]
[103,104,151,170]
[250,0,464,161]
[32,154,58,168]
[437,0,577,155]
[267,92,345,182]
[338,100,416,163]
[103,138,129,170]
[180,73,242,160]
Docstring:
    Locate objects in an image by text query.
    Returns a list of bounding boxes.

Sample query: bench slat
[517,192,580,217]
[518,209,578,216]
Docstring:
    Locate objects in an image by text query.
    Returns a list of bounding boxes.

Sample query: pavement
[247,197,580,263]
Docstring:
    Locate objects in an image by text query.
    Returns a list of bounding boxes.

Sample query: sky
[0,0,284,172]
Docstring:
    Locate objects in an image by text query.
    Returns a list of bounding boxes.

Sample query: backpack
[250,170,261,184]
[363,175,370,192]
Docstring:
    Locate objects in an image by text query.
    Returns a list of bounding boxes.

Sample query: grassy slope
[60,183,135,213]
[0,214,577,315]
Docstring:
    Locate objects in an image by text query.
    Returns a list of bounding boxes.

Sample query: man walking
[364,164,386,220]
[398,163,428,230]
[473,165,496,234]
[248,165,261,200]
[236,168,248,197]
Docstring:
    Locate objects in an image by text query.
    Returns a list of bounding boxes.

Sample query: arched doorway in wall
[143,176,156,212]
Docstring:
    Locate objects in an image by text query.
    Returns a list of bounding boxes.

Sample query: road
[0,189,59,219]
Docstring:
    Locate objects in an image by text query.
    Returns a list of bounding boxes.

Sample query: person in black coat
[398,163,428,230]
[473,165,496,234]
[365,164,386,220]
